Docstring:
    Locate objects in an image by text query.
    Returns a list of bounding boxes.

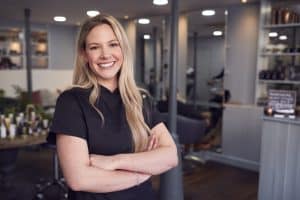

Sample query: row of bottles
[271,7,300,25]
[0,104,50,140]
[259,65,300,81]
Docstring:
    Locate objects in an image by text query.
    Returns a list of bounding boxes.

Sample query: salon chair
[157,113,207,173]
[34,143,68,200]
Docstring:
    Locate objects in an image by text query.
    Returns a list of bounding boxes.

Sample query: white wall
[224,4,259,104]
[0,69,73,97]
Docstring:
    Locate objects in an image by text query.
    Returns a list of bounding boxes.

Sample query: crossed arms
[56,122,178,193]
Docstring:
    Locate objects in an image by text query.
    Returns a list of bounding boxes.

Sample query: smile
[98,62,115,68]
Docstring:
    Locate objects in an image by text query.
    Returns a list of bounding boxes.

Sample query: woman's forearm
[90,146,178,175]
[67,164,150,193]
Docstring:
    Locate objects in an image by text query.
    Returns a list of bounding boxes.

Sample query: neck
[98,80,118,92]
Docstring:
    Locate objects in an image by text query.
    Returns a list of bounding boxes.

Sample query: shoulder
[57,87,91,104]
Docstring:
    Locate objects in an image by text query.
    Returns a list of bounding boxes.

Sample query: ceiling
[0,0,263,38]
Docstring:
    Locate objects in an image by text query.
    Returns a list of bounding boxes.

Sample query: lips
[98,61,115,68]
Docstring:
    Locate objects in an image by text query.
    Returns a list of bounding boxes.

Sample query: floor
[0,147,259,200]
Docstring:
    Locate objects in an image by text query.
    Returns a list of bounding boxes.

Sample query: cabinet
[0,28,48,70]
[255,0,300,108]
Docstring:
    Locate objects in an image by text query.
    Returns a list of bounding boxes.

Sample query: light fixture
[124,15,129,19]
[279,35,288,40]
[213,31,223,36]
[138,18,150,24]
[269,32,278,37]
[86,10,100,17]
[224,10,228,15]
[153,0,168,5]
[53,16,66,22]
[241,0,247,3]
[144,34,151,39]
[202,10,215,16]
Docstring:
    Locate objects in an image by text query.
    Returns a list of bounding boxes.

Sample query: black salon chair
[157,113,207,173]
[34,143,68,200]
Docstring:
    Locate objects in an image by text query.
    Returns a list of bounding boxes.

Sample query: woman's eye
[110,43,119,47]
[89,46,98,50]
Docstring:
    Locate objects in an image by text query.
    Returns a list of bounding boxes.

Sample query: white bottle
[0,124,7,139]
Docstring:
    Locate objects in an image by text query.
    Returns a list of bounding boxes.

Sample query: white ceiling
[0,0,265,38]
[0,0,259,25]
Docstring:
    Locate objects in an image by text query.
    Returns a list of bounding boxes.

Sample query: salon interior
[0,0,300,199]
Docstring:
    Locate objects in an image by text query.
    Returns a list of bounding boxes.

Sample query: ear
[80,49,88,63]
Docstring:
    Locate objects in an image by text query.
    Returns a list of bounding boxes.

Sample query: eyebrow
[87,39,119,46]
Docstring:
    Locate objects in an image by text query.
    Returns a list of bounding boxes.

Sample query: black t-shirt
[48,86,160,200]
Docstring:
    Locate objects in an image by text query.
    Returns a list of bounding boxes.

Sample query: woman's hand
[89,154,119,170]
[147,132,159,151]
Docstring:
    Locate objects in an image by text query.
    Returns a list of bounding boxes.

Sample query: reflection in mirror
[136,15,164,99]
[187,8,227,105]
[186,8,227,152]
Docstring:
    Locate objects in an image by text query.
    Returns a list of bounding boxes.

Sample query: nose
[100,46,112,59]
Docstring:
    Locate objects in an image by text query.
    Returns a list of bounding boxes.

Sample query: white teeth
[99,62,114,68]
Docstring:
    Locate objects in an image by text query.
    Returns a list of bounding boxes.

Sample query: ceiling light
[269,32,278,37]
[241,0,247,3]
[86,10,100,17]
[224,10,228,15]
[213,31,223,36]
[202,10,215,16]
[138,18,150,24]
[53,16,66,22]
[153,0,168,5]
[144,34,151,40]
[279,35,288,40]
[124,15,129,19]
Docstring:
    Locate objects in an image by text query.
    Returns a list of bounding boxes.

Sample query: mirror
[186,8,227,152]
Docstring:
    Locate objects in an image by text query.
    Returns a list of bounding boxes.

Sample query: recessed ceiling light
[124,15,129,19]
[153,0,168,5]
[213,31,223,36]
[269,32,278,37]
[241,0,247,3]
[53,16,66,22]
[202,10,215,16]
[86,10,100,17]
[279,35,288,40]
[144,34,151,39]
[138,18,150,24]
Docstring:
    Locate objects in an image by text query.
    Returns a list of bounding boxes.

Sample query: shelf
[259,80,300,85]
[261,53,300,56]
[264,23,300,28]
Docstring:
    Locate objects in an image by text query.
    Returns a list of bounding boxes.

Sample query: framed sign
[268,89,297,111]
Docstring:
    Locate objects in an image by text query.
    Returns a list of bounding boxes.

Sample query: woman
[48,14,178,200]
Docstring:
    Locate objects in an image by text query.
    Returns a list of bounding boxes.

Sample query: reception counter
[258,116,300,200]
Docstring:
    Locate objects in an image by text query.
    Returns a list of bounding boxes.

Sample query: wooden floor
[152,160,259,200]
[0,148,258,200]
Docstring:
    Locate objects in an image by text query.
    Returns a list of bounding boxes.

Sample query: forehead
[86,24,118,43]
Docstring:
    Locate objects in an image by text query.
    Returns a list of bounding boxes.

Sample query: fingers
[147,134,159,151]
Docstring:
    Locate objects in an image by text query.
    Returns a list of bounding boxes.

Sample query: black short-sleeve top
[48,86,160,200]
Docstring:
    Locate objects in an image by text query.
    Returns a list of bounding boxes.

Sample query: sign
[268,89,297,111]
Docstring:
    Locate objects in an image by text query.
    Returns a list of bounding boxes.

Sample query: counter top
[263,116,300,125]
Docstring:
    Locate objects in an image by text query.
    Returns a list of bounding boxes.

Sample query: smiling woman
[47,13,178,200]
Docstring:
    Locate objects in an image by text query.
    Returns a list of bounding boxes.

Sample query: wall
[48,24,78,69]
[0,19,77,96]
[224,4,259,105]
[0,69,73,97]
[188,36,225,102]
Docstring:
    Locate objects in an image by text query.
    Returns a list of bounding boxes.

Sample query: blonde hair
[72,14,150,152]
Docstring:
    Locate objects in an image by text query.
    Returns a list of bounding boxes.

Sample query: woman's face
[84,24,123,89]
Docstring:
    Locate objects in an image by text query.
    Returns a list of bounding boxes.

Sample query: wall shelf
[259,80,300,85]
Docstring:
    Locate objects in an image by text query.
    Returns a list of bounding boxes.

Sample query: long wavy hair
[73,14,150,152]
